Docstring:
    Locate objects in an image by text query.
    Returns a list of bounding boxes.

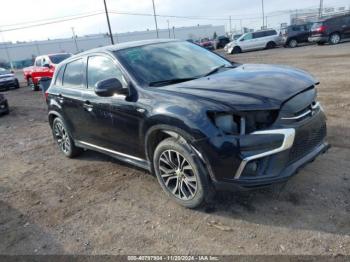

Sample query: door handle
[83,101,93,112]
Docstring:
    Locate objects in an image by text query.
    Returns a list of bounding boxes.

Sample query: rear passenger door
[59,58,87,140]
[342,16,350,37]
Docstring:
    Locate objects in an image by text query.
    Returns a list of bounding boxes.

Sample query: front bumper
[0,79,17,90]
[194,109,328,189]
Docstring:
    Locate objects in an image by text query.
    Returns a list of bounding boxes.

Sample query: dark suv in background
[46,40,329,208]
[282,23,312,48]
[309,14,350,45]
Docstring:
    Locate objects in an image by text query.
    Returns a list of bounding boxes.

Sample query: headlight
[244,111,278,133]
[208,112,242,135]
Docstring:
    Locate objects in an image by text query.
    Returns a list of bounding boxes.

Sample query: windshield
[0,68,11,75]
[49,54,72,64]
[115,41,232,86]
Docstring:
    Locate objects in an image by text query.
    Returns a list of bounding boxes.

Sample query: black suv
[309,14,350,45]
[47,40,329,208]
[214,36,230,49]
[281,23,312,48]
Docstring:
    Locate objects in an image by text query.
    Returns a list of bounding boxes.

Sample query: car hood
[157,64,317,111]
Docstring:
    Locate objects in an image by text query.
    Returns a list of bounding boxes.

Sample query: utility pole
[261,0,265,29]
[240,19,243,33]
[152,0,159,38]
[167,20,171,38]
[229,16,232,36]
[71,27,79,53]
[103,0,114,45]
[319,0,324,18]
[172,26,175,39]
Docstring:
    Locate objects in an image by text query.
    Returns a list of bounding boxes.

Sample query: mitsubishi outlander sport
[46,39,329,208]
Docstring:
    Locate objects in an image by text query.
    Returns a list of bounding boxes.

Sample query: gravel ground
[0,42,349,255]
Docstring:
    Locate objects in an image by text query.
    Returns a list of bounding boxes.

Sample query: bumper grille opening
[288,122,326,164]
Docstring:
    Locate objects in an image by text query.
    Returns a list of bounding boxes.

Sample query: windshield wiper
[204,64,234,77]
[149,77,198,87]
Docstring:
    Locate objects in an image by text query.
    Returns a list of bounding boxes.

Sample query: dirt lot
[0,43,350,255]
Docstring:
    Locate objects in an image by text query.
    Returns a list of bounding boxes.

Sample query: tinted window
[49,54,72,64]
[265,30,277,36]
[116,41,231,86]
[253,32,265,38]
[63,59,84,87]
[87,56,125,89]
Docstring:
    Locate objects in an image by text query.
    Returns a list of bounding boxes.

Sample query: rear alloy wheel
[288,39,298,48]
[329,33,341,45]
[28,78,39,91]
[52,117,82,158]
[266,41,276,49]
[153,137,211,208]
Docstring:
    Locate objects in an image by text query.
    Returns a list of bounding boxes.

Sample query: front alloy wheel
[329,33,341,45]
[153,137,211,208]
[159,150,197,200]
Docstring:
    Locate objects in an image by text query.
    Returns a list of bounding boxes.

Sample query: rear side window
[87,56,125,89]
[63,59,84,88]
[54,65,65,86]
[265,30,277,36]
[253,32,265,38]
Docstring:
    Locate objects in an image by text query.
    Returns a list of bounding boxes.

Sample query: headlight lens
[208,112,241,135]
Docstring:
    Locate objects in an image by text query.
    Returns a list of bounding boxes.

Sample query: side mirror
[95,78,127,97]
[43,63,50,68]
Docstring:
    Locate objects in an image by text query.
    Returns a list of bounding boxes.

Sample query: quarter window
[87,56,125,89]
[63,59,84,87]
[35,58,42,67]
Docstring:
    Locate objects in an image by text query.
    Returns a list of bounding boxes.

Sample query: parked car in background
[281,23,312,48]
[0,93,9,115]
[214,35,230,49]
[0,68,19,91]
[199,38,214,50]
[309,14,350,45]
[47,39,328,208]
[23,53,72,91]
[225,29,281,54]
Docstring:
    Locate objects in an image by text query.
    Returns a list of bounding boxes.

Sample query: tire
[288,39,298,48]
[153,137,212,208]
[52,117,82,158]
[266,41,276,49]
[328,33,341,45]
[28,78,39,91]
[14,79,20,89]
[231,46,241,54]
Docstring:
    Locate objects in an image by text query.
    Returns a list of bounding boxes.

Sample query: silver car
[225,29,281,54]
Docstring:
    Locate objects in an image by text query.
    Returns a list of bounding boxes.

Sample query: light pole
[71,27,79,53]
[261,0,265,29]
[319,0,324,18]
[167,20,171,38]
[103,0,114,45]
[152,0,159,38]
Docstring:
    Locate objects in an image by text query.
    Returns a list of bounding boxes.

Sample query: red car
[198,38,214,50]
[23,53,72,91]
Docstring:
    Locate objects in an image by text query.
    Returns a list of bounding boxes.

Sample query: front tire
[231,46,241,54]
[266,41,276,49]
[28,78,39,91]
[52,117,82,158]
[153,137,211,208]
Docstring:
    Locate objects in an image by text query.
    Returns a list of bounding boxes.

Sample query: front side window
[242,33,253,41]
[87,56,125,89]
[115,41,232,86]
[35,58,42,67]
[49,54,72,64]
[63,59,84,88]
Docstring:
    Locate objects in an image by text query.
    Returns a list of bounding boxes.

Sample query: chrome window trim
[281,102,320,120]
[234,128,295,179]
[76,140,146,162]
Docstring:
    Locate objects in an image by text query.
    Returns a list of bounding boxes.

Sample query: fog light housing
[241,161,259,177]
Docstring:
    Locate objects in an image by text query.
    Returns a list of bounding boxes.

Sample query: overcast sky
[1,0,349,42]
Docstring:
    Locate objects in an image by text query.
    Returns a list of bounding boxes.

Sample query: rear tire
[266,41,276,49]
[328,33,341,45]
[153,137,213,208]
[52,117,83,158]
[28,78,39,91]
[288,39,298,48]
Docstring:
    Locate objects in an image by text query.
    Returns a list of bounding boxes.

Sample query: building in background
[0,24,225,68]
[290,6,349,25]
